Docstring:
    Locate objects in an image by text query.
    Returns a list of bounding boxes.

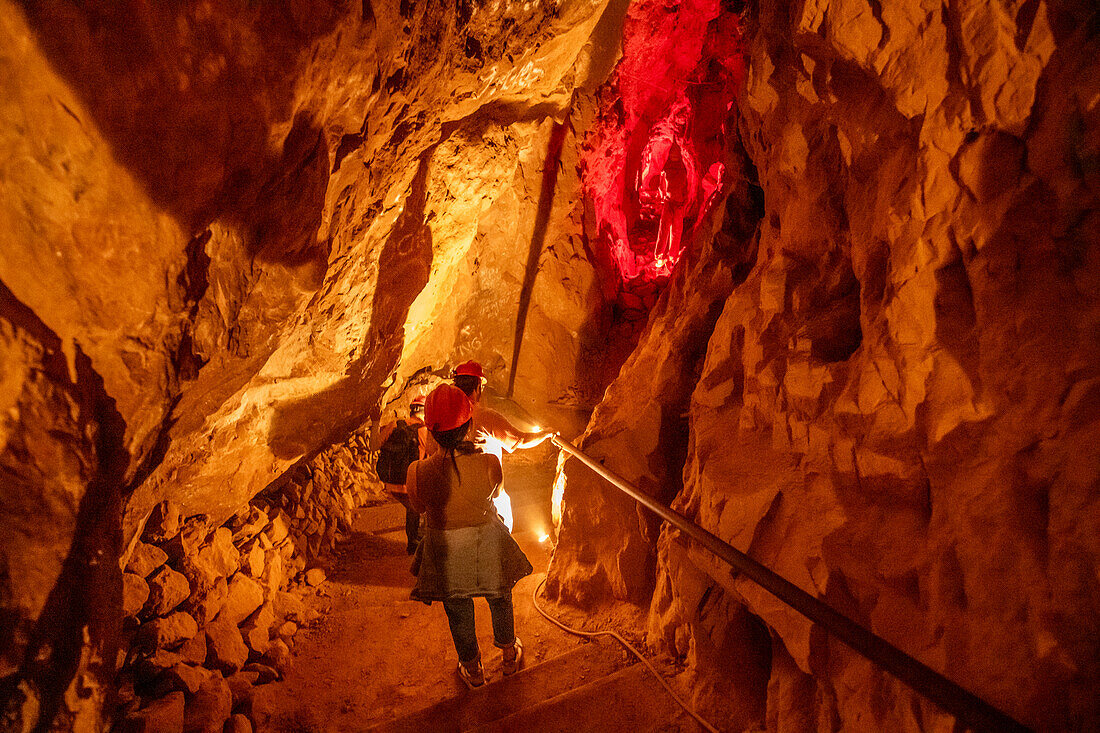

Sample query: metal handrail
[549,433,1030,733]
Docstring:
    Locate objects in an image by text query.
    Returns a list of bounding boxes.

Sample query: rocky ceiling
[1,0,1098,730]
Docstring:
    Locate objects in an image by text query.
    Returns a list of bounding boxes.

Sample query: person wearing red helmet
[451,360,552,468]
[375,393,432,553]
[405,383,532,687]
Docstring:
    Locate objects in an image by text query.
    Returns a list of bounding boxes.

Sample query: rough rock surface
[2,0,1096,730]
[1,1,624,726]
[550,0,1099,730]
[121,691,185,733]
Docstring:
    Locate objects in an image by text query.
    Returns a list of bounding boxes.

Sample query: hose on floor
[531,576,720,733]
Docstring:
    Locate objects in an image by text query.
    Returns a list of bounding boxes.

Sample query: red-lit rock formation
[551,0,1099,730]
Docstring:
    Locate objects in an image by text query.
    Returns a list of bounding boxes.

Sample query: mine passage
[1,0,1097,731]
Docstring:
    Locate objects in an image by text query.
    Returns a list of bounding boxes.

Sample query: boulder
[163,516,210,562]
[184,528,240,584]
[224,713,252,733]
[265,511,290,545]
[304,568,326,587]
[143,501,182,544]
[179,528,240,619]
[271,591,307,625]
[178,632,207,666]
[186,575,228,626]
[136,650,184,678]
[261,551,285,596]
[139,611,198,651]
[127,542,169,578]
[123,573,150,617]
[145,566,190,617]
[276,621,297,640]
[231,507,269,547]
[121,691,184,733]
[242,662,279,685]
[159,663,213,695]
[220,574,264,626]
[260,639,292,675]
[242,543,265,577]
[205,617,249,674]
[183,673,232,733]
[225,671,258,708]
[240,603,275,654]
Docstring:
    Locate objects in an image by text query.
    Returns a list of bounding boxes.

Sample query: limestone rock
[183,674,232,733]
[162,517,210,563]
[221,574,264,627]
[121,691,184,733]
[225,713,253,733]
[261,552,285,596]
[276,621,297,640]
[265,512,290,546]
[190,528,240,580]
[127,542,169,578]
[230,507,269,548]
[136,651,184,678]
[123,573,150,618]
[271,592,307,625]
[304,568,326,587]
[160,663,213,696]
[139,612,198,651]
[143,502,182,544]
[185,575,228,627]
[205,618,249,675]
[242,544,265,578]
[225,671,258,708]
[177,633,207,666]
[179,528,239,618]
[261,639,292,675]
[240,603,275,655]
[145,566,190,617]
[242,663,279,685]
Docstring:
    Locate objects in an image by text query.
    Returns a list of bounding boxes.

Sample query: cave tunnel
[1,0,1098,731]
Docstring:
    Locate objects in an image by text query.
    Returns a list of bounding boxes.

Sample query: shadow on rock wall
[17,0,338,273]
[266,151,434,459]
[0,284,128,732]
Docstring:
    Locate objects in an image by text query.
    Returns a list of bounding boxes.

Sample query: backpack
[375,420,420,484]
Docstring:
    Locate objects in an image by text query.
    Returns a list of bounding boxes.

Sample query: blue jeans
[441,594,515,664]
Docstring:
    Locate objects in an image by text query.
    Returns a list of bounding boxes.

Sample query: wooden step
[369,638,630,733]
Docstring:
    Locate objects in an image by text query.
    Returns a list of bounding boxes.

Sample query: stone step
[369,638,631,733]
[473,662,695,733]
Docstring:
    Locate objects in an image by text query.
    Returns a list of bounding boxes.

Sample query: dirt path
[253,504,587,732]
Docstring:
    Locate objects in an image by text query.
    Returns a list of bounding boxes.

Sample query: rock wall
[550,0,1099,730]
[1,0,625,728]
[115,498,330,733]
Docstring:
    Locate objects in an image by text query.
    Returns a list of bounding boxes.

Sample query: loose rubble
[115,443,375,732]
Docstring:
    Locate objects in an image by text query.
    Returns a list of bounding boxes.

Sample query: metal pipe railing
[549,433,1030,733]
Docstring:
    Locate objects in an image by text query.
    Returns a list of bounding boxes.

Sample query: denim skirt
[411,519,533,603]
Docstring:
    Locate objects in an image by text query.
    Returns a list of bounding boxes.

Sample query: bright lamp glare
[538,532,550,543]
[494,489,514,531]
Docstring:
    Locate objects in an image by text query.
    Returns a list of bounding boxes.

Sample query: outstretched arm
[514,429,553,450]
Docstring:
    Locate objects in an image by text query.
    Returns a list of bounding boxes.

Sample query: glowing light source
[494,489,514,531]
[551,453,567,528]
[538,532,550,543]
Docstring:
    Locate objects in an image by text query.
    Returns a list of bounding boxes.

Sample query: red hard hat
[452,360,486,382]
[410,393,426,407]
[424,383,473,432]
